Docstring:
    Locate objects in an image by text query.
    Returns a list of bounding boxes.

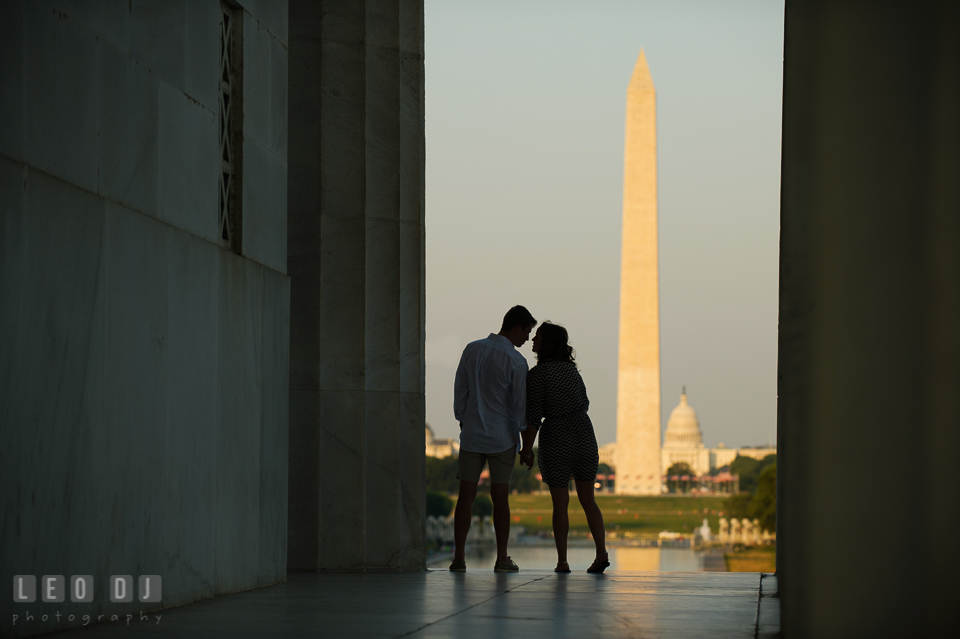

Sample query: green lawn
[456,493,729,538]
[725,545,776,572]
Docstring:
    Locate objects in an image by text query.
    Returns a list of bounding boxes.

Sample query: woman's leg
[549,484,570,564]
[575,479,607,558]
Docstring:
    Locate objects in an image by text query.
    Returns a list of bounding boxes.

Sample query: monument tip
[629,49,655,92]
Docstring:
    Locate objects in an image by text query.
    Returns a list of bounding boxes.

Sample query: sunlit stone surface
[615,50,662,495]
[41,572,778,638]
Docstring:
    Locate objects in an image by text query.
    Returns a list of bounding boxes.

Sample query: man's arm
[511,359,527,435]
[520,364,542,469]
[453,348,470,422]
[520,422,539,469]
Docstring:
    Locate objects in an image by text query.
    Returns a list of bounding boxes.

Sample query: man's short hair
[501,305,536,332]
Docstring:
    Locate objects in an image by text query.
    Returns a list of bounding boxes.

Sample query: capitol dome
[663,388,703,448]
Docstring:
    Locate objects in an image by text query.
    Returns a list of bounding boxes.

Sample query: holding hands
[519,447,535,470]
[520,420,539,470]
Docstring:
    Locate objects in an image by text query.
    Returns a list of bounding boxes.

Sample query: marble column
[287,0,425,571]
[779,0,959,634]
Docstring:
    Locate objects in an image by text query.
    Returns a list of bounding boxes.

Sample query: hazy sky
[424,0,784,449]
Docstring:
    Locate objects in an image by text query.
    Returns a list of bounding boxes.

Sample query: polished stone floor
[49,571,779,638]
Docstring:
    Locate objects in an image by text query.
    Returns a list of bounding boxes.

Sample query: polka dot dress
[526,361,599,487]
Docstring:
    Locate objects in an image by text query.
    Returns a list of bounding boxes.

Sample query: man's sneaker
[494,557,519,572]
[449,558,466,572]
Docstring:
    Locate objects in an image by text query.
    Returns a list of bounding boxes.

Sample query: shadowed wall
[287,0,426,571]
[0,1,289,637]
[779,0,960,635]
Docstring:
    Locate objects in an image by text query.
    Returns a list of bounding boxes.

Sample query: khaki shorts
[457,447,516,485]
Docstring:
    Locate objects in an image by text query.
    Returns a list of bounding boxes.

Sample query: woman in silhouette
[520,322,609,573]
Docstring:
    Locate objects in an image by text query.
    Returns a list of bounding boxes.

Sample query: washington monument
[615,50,661,495]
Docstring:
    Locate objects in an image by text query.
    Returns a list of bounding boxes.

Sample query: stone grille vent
[219,2,243,252]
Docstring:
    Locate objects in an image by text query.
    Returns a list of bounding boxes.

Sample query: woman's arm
[520,421,539,468]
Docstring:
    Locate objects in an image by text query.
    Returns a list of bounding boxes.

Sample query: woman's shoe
[586,552,609,574]
[554,561,571,573]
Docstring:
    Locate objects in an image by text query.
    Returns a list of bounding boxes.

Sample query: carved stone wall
[287,0,426,571]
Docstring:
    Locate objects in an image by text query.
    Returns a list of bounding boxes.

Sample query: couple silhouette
[450,305,609,574]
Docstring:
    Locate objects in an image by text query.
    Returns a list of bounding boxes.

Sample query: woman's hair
[537,321,576,364]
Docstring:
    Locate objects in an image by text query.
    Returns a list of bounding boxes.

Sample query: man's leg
[486,447,518,564]
[454,480,478,561]
[490,482,511,563]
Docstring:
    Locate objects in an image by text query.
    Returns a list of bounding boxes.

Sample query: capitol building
[661,388,711,474]
[604,388,776,479]
[660,388,776,475]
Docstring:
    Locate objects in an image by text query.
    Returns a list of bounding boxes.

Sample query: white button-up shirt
[454,334,529,454]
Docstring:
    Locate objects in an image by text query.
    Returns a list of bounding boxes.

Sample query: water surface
[428,545,705,572]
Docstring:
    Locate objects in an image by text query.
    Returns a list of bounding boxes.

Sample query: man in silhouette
[449,305,536,572]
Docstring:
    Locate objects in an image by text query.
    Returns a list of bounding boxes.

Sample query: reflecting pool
[428,544,706,572]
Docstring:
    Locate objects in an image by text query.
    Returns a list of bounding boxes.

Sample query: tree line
[724,454,776,533]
